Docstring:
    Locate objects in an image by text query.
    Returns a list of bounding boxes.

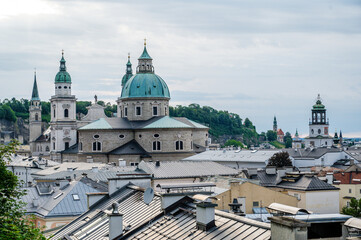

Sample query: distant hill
[0,98,260,146]
[169,104,259,146]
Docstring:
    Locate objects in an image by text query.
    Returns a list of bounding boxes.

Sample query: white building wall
[305,191,339,213]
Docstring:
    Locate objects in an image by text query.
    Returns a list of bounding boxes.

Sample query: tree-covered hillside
[169,104,259,146]
[0,99,259,146]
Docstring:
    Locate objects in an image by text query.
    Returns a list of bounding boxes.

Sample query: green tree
[285,138,292,148]
[342,198,361,217]
[266,130,277,141]
[267,151,293,167]
[1,105,17,122]
[0,141,47,239]
[225,139,244,148]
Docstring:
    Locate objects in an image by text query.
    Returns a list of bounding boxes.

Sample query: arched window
[79,142,83,151]
[153,106,158,116]
[64,109,69,118]
[92,142,101,152]
[175,141,184,150]
[152,141,161,151]
[35,113,39,121]
[45,146,49,152]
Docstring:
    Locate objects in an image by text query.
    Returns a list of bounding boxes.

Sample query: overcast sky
[1,0,360,137]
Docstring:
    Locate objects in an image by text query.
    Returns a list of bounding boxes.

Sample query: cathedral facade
[29,43,208,165]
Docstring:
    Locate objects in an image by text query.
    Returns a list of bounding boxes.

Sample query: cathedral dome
[120,73,170,99]
[55,52,71,83]
[120,42,170,99]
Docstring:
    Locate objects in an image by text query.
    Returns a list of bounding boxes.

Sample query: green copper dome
[120,73,170,99]
[55,52,71,83]
[312,94,325,110]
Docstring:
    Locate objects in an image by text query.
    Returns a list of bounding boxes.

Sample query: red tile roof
[334,172,361,184]
[277,129,284,136]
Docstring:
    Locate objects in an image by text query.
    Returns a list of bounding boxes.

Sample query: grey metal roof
[79,116,207,131]
[23,178,104,218]
[138,160,239,179]
[128,203,271,240]
[286,147,351,159]
[108,140,149,156]
[61,143,79,154]
[51,185,163,240]
[7,154,59,168]
[184,150,279,163]
[258,171,339,191]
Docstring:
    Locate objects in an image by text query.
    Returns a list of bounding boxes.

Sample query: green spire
[31,70,40,101]
[121,53,134,87]
[313,94,325,110]
[138,39,152,60]
[55,50,71,83]
[295,129,299,137]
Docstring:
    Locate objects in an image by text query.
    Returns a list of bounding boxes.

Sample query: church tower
[29,71,42,152]
[304,94,333,147]
[50,51,77,161]
[273,116,277,132]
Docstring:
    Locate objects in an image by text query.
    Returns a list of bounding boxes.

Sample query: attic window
[154,134,159,138]
[93,134,100,139]
[119,134,125,139]
[72,194,80,201]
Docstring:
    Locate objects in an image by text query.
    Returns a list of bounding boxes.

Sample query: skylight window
[72,194,80,201]
[53,192,63,199]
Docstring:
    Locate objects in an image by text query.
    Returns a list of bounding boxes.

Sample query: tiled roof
[138,160,238,179]
[333,172,361,184]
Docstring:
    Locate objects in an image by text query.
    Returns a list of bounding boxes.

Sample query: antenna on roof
[143,187,154,205]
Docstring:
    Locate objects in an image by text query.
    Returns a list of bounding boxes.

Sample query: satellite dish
[143,187,154,205]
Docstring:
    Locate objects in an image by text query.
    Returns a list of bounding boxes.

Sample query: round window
[93,134,100,139]
[64,86,67,89]
[318,129,321,134]
[154,134,159,138]
[58,86,62,89]
[139,134,142,138]
[119,134,125,139]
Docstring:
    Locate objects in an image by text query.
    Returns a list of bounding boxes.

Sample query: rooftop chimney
[108,202,123,240]
[269,216,308,240]
[33,198,39,208]
[86,192,108,209]
[266,166,276,175]
[194,195,218,231]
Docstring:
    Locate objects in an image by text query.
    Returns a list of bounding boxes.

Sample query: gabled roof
[23,178,104,218]
[143,116,192,129]
[138,160,238,179]
[128,202,270,240]
[79,116,205,131]
[108,140,149,156]
[79,118,113,130]
[286,147,351,159]
[51,185,163,240]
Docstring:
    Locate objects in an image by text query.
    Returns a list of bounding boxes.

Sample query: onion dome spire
[295,129,299,137]
[121,53,134,87]
[31,70,40,101]
[55,50,71,83]
[139,38,152,60]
